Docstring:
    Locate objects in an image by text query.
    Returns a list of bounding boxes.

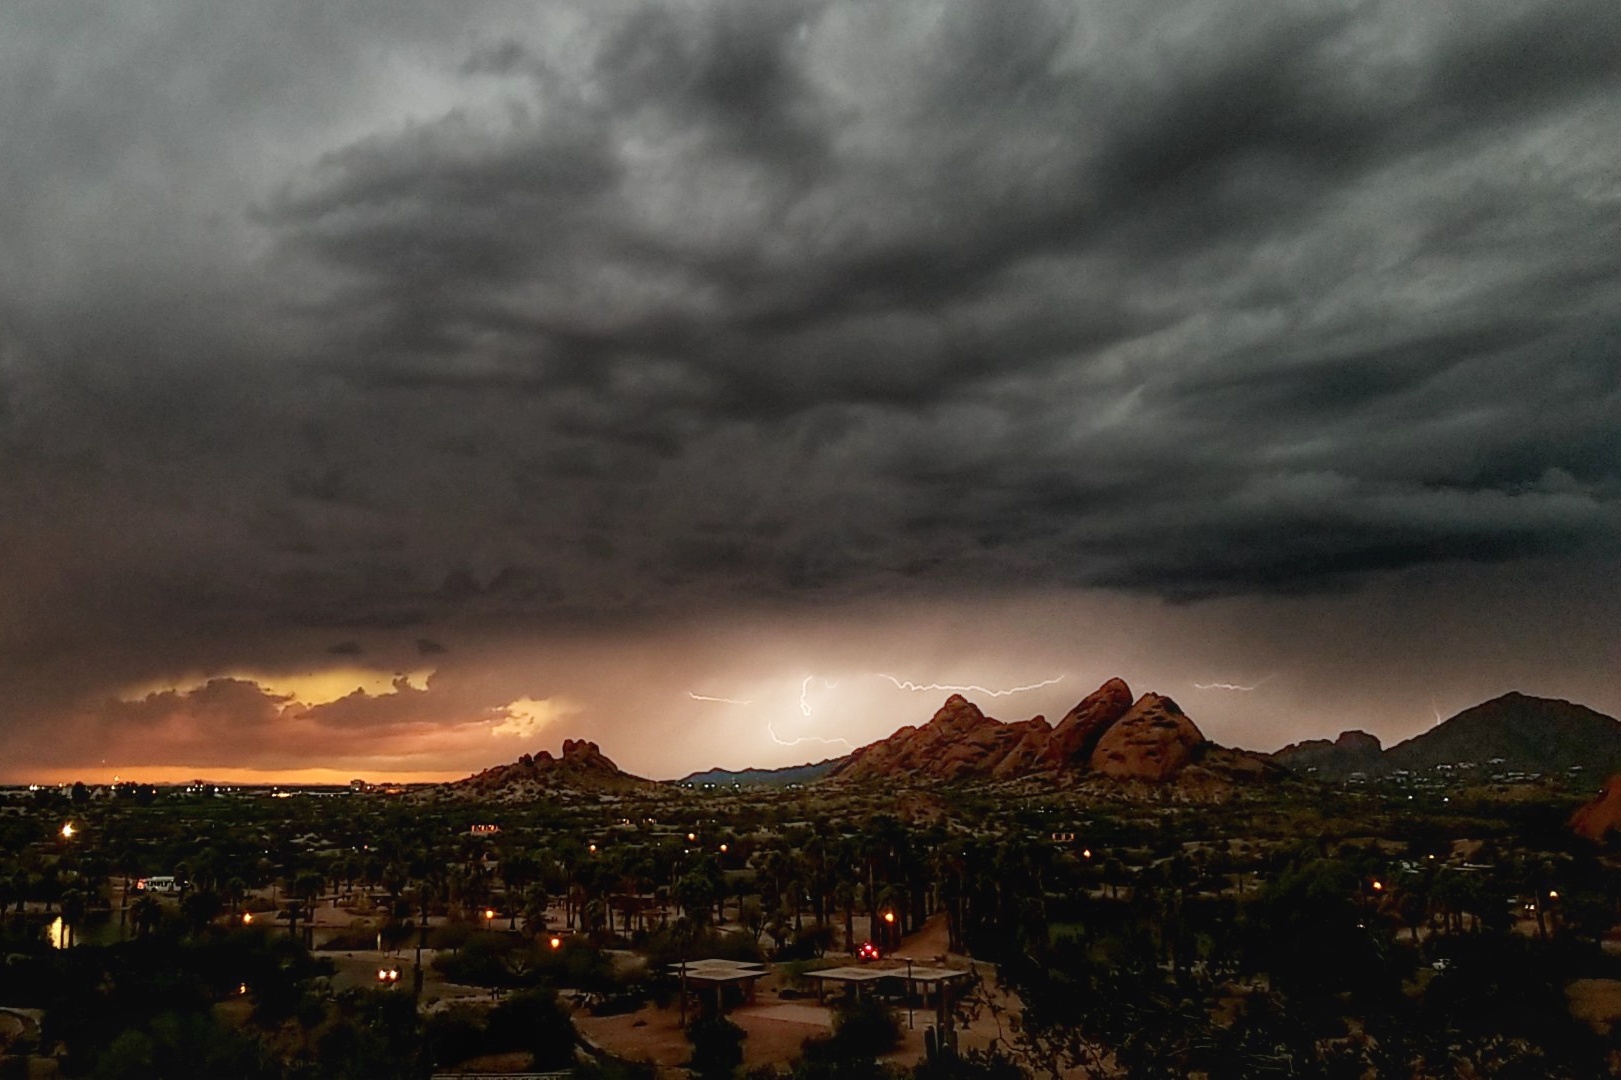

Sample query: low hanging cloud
[1,0,1619,776]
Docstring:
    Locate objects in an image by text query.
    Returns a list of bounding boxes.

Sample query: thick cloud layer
[2,0,1618,777]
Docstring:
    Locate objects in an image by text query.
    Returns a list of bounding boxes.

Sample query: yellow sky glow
[120,667,436,706]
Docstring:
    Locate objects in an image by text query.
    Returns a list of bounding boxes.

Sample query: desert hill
[449,738,654,798]
[1272,730,1384,778]
[679,759,843,787]
[1273,693,1621,780]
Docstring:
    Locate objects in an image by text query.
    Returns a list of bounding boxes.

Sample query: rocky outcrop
[1088,694,1206,781]
[1570,774,1621,842]
[829,695,1055,783]
[1043,677,1135,767]
[827,679,1230,786]
[1273,729,1384,778]
[452,738,653,797]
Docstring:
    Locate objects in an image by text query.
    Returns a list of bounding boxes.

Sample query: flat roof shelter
[669,959,768,1012]
[805,963,974,1026]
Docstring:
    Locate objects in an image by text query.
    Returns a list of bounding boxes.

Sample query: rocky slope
[1570,774,1621,842]
[1089,694,1206,781]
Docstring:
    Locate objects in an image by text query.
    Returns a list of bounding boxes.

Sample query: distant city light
[60,822,75,839]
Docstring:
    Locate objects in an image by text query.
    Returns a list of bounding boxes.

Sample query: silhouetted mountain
[1385,693,1621,776]
[1271,693,1621,780]
[679,759,844,787]
[1273,730,1383,779]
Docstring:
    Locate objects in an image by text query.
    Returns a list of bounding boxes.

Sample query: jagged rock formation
[1273,730,1384,778]
[824,679,1262,786]
[1570,774,1621,842]
[828,694,1056,783]
[1089,694,1206,781]
[1043,677,1135,767]
[451,738,653,797]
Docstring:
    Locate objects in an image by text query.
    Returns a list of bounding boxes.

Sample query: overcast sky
[2,0,1618,782]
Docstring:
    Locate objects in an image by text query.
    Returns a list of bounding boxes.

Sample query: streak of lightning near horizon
[1193,674,1275,692]
[875,674,1065,697]
[768,718,855,752]
[688,692,753,706]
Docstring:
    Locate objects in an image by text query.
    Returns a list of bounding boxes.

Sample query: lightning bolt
[768,718,855,752]
[1193,674,1275,692]
[688,692,754,705]
[875,674,1065,697]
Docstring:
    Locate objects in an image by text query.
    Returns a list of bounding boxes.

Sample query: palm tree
[59,888,86,949]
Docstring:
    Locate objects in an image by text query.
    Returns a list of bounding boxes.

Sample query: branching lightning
[875,674,1065,697]
[688,692,754,705]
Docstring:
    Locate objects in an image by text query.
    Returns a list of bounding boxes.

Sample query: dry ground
[577,913,1025,1072]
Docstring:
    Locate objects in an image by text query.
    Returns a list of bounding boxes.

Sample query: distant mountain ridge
[679,759,844,787]
[1273,693,1621,780]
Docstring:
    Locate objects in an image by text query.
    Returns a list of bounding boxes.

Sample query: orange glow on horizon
[18,765,470,787]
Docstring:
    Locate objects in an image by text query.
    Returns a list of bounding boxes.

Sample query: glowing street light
[483,908,496,923]
[60,822,75,840]
[1371,880,1384,892]
[242,912,254,925]
[549,935,563,950]
[687,832,697,843]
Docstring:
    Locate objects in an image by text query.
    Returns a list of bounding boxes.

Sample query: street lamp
[897,954,914,1029]
[60,822,75,840]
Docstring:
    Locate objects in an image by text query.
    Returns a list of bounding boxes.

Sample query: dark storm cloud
[2,0,1620,763]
